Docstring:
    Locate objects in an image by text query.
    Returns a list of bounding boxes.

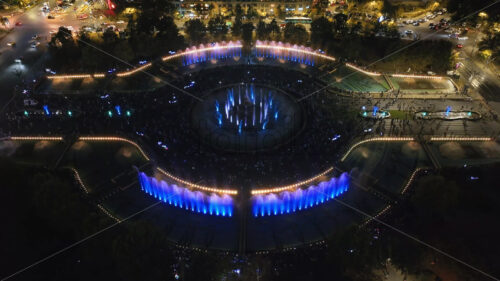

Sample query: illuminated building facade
[173,0,312,17]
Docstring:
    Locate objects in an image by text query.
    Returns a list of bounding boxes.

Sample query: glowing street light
[478,12,488,18]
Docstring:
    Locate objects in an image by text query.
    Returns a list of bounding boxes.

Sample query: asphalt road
[0,0,115,109]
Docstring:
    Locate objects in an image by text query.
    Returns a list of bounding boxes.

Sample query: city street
[0,0,117,109]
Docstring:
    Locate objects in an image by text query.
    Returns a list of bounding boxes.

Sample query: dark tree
[241,22,255,45]
[333,13,348,36]
[274,4,285,19]
[447,0,499,22]
[48,26,80,67]
[246,5,258,19]
[350,21,362,36]
[232,17,243,37]
[283,23,309,44]
[310,16,334,47]
[234,4,243,19]
[479,32,500,57]
[311,0,329,16]
[208,15,228,38]
[268,19,281,40]
[185,19,206,44]
[382,0,397,18]
[256,20,269,40]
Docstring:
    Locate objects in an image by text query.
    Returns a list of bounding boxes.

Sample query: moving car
[456,44,464,48]
[7,41,16,47]
[15,21,22,26]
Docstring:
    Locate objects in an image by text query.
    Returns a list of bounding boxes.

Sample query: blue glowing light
[445,106,451,116]
[216,84,279,133]
[182,43,242,66]
[254,43,315,66]
[251,172,350,217]
[372,106,378,117]
[115,105,121,115]
[43,105,50,116]
[138,172,234,217]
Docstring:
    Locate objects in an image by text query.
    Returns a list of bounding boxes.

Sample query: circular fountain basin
[192,84,303,152]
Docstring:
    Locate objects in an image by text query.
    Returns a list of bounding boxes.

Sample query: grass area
[326,66,389,93]
[1,140,148,194]
[61,141,148,193]
[389,110,412,120]
[3,140,68,166]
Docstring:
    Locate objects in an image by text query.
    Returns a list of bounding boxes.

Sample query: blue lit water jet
[138,172,234,217]
[43,105,50,116]
[445,106,452,116]
[251,172,350,217]
[215,84,279,133]
[254,41,315,66]
[181,42,242,66]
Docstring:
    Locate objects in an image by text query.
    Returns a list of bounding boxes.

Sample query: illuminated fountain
[215,84,278,133]
[360,106,390,119]
[445,106,451,117]
[182,41,242,66]
[254,41,316,66]
[251,172,350,217]
[193,84,302,151]
[138,172,234,216]
[416,109,481,120]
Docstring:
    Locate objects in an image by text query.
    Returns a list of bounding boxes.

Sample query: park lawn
[389,110,411,120]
